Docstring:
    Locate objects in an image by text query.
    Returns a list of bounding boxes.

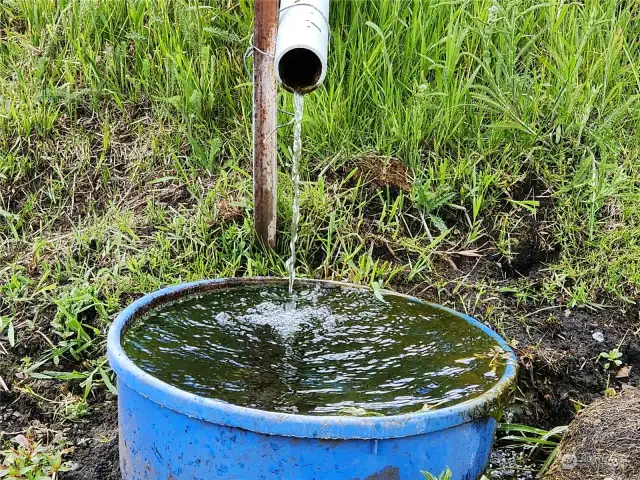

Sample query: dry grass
[545,389,640,480]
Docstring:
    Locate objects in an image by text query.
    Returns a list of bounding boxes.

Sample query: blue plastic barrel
[107,278,517,480]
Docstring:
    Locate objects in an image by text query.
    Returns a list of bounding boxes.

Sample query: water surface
[122,283,506,415]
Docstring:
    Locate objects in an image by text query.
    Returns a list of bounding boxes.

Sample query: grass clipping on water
[544,389,640,480]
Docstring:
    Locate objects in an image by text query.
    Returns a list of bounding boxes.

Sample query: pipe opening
[278,48,322,93]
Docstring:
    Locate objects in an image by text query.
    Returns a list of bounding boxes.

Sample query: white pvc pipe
[274,0,330,93]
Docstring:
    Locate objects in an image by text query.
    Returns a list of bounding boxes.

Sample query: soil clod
[544,389,640,480]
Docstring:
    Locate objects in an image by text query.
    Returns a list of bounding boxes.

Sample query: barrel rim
[107,277,518,440]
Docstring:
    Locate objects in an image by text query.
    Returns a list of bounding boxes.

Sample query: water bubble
[237,301,337,340]
[215,312,230,325]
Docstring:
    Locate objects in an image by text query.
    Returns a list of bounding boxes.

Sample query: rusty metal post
[253,0,279,249]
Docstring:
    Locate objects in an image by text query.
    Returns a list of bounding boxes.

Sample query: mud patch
[498,214,560,278]
[488,447,535,480]
[508,307,640,427]
[59,398,119,480]
[494,175,560,278]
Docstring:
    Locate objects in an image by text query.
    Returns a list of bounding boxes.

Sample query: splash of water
[285,93,304,294]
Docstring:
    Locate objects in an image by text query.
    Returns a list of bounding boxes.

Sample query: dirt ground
[0,384,120,479]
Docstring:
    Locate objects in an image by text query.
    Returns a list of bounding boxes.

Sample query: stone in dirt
[543,389,640,480]
[615,365,632,379]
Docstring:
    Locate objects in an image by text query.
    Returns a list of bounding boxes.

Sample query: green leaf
[365,21,386,41]
[99,366,117,395]
[428,214,448,234]
[498,424,553,436]
[500,435,559,447]
[209,138,222,160]
[539,443,562,477]
[188,89,202,113]
[154,95,183,110]
[371,280,385,302]
[203,27,241,44]
[19,465,35,474]
[82,371,95,399]
[41,371,87,380]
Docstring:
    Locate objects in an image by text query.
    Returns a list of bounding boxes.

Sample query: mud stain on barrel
[363,465,400,480]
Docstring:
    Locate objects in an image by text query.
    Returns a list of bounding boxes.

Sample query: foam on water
[234,300,336,339]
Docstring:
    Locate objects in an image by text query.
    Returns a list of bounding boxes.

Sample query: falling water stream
[285,93,304,293]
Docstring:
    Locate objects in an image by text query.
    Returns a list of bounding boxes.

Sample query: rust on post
[253,0,279,249]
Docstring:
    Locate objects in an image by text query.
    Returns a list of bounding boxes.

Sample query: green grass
[1,0,639,399]
[494,423,568,478]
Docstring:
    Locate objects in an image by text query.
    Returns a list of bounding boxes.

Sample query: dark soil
[60,399,119,480]
[509,306,640,427]
[0,375,120,480]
